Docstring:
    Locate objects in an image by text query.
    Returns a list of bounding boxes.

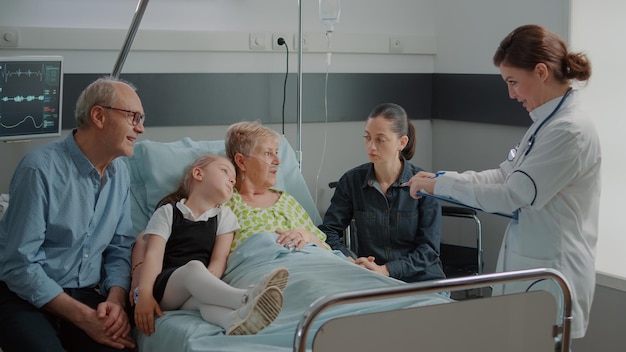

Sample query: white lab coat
[434,89,601,338]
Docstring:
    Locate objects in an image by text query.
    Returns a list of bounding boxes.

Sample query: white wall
[571,0,626,280]
[0,0,438,210]
[433,0,569,73]
[0,0,437,74]
[0,0,573,275]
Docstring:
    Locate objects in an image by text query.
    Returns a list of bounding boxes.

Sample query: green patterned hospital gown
[224,189,328,252]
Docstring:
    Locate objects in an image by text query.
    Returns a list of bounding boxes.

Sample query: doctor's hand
[408,172,437,199]
[354,256,390,277]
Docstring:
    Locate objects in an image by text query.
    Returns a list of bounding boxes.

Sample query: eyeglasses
[101,106,145,126]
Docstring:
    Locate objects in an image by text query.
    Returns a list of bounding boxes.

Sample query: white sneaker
[242,267,289,304]
[226,286,283,335]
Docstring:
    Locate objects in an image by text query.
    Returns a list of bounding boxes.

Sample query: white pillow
[124,136,321,236]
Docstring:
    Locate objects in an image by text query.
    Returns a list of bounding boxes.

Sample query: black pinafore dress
[152,204,217,302]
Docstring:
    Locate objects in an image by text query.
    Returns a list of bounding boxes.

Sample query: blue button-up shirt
[320,159,445,283]
[0,131,134,307]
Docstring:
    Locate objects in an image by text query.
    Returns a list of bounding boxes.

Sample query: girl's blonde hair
[155,153,226,209]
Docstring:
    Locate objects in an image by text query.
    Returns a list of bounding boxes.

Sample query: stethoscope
[507,87,573,162]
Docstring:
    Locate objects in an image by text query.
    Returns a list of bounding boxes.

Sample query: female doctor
[408,24,600,340]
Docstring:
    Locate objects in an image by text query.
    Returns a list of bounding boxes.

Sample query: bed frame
[127,137,573,352]
[295,268,572,352]
[124,134,575,352]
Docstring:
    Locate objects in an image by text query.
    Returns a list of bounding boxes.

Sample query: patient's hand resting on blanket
[275,229,319,251]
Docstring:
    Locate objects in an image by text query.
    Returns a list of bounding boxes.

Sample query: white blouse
[144,199,239,241]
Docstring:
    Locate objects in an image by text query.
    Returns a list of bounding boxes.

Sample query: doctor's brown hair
[493,24,591,84]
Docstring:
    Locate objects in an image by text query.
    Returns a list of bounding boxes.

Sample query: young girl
[133,154,289,337]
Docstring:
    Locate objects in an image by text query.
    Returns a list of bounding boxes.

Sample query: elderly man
[0,77,145,351]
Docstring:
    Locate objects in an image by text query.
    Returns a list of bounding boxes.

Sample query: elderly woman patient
[129,122,330,313]
[223,121,330,252]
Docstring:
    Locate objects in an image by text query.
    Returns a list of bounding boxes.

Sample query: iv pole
[296,0,303,170]
[112,0,150,78]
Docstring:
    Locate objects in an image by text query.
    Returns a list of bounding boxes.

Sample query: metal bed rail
[293,268,572,352]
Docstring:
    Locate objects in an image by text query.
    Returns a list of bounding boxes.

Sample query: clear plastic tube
[315,0,340,209]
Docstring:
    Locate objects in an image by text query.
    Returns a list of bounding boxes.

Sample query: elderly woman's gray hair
[225,121,281,174]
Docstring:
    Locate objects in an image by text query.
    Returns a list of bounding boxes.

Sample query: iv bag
[319,0,341,32]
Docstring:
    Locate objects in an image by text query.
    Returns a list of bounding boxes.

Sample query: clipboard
[416,191,518,220]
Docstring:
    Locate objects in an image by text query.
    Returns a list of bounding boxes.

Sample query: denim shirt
[319,159,445,283]
[0,132,134,307]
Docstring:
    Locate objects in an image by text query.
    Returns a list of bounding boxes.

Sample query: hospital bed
[125,136,573,352]
[115,3,571,350]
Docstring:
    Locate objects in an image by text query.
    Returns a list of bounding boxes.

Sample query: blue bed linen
[136,233,451,352]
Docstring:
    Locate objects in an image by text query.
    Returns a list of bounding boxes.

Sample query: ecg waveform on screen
[1,95,45,103]
[0,63,60,86]
[0,115,55,129]
[0,68,44,83]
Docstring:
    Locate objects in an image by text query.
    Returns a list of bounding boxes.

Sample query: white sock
[160,260,246,311]
[199,304,236,329]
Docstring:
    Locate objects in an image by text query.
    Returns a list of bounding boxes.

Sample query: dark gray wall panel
[305,73,433,122]
[432,74,530,127]
[61,73,432,129]
[61,72,528,129]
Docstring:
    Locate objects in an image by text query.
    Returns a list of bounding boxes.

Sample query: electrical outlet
[293,34,309,51]
[0,27,19,48]
[249,32,266,51]
[389,36,404,53]
[272,33,289,50]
